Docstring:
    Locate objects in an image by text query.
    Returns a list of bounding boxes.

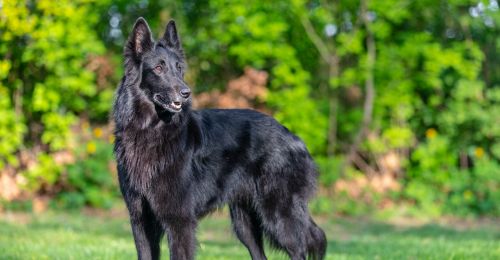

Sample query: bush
[55,135,118,209]
[0,0,109,167]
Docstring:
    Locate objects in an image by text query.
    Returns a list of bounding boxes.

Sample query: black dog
[113,18,326,260]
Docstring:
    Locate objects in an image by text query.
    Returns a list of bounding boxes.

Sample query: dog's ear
[125,17,154,61]
[162,20,182,50]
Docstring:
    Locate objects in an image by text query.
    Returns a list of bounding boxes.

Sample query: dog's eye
[176,62,182,72]
[154,65,163,73]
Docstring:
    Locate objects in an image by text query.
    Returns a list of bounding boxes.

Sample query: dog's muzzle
[153,94,183,113]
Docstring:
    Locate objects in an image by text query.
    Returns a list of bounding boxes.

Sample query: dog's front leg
[125,191,164,260]
[166,219,197,260]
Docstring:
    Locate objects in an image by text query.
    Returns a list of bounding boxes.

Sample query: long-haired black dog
[113,18,326,260]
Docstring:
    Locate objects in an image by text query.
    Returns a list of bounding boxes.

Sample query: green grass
[0,210,499,259]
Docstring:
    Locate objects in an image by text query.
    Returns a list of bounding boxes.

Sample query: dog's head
[125,18,191,115]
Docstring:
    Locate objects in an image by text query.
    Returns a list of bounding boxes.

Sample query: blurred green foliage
[0,0,499,216]
[0,0,106,162]
[56,140,117,209]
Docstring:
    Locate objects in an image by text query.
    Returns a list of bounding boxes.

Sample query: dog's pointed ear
[162,20,182,50]
[125,17,154,61]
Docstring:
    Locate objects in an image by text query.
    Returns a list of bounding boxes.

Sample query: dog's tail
[306,217,327,260]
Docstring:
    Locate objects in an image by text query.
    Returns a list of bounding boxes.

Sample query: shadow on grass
[323,218,499,259]
[328,217,499,239]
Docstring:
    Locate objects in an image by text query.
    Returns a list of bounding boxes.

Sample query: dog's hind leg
[229,203,267,260]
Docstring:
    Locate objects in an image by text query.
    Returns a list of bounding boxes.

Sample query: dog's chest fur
[117,124,189,194]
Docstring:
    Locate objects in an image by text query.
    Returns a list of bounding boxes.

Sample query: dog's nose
[180,88,191,98]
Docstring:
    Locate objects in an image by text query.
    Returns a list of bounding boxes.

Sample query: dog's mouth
[153,94,182,113]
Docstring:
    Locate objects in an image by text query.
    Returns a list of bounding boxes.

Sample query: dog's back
[189,108,318,214]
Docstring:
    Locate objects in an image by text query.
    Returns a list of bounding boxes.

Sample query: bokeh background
[0,0,499,258]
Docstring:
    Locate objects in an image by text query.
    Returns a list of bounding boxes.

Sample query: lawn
[0,209,498,260]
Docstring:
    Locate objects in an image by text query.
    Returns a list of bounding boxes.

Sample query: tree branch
[299,14,332,65]
[298,10,340,155]
[344,0,376,174]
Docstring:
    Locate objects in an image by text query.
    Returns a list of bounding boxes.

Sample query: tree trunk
[342,0,376,176]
